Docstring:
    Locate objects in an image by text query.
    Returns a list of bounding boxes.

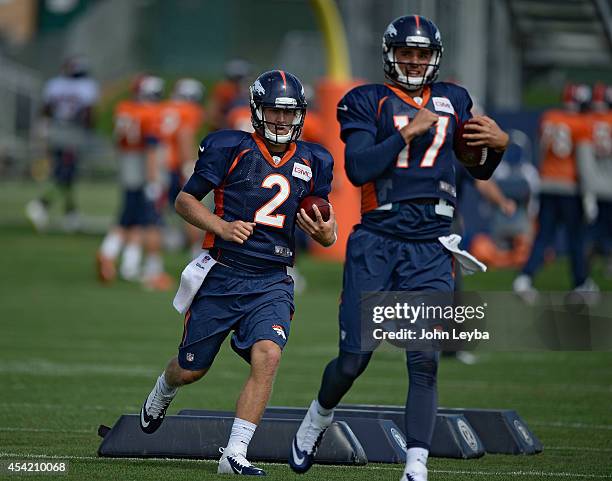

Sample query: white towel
[172,250,217,315]
[438,234,487,275]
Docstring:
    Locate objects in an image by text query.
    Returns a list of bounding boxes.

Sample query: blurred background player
[513,83,599,301]
[138,70,335,475]
[96,75,169,286]
[208,58,252,131]
[25,55,99,232]
[289,15,508,481]
[581,83,612,278]
[160,78,206,258]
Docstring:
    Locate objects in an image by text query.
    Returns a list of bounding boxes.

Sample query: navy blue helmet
[249,70,307,144]
[382,15,443,90]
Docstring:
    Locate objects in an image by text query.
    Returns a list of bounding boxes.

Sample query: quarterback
[138,70,336,475]
[289,15,508,481]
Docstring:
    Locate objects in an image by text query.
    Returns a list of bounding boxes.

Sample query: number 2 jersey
[338,82,474,239]
[188,130,334,267]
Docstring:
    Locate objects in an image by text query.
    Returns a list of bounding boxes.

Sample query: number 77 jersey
[192,130,334,266]
[338,81,474,211]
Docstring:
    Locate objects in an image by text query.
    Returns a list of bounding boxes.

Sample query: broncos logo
[385,23,398,38]
[251,79,265,97]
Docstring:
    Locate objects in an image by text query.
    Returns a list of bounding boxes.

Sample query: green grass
[1,181,611,480]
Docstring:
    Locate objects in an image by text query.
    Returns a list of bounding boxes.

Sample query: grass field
[1,181,611,480]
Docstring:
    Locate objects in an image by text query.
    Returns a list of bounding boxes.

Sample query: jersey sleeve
[337,85,379,141]
[191,131,246,187]
[308,144,334,201]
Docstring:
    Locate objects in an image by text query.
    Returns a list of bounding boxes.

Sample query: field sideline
[1,181,611,480]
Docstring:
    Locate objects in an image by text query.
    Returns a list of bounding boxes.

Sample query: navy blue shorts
[118,189,162,227]
[52,148,78,186]
[178,263,294,370]
[339,226,454,353]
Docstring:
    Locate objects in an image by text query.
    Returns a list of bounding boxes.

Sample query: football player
[209,59,252,131]
[138,70,336,475]
[288,16,508,481]
[582,83,612,277]
[26,56,99,232]
[96,75,165,284]
[160,78,206,258]
[513,83,599,300]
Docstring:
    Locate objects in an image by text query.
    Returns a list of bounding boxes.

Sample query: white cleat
[139,376,176,434]
[403,461,428,481]
[25,200,49,232]
[218,449,266,475]
[513,274,538,305]
[288,400,333,473]
[571,277,601,306]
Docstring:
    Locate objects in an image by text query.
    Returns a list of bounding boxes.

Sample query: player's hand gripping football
[218,220,257,245]
[462,115,509,151]
[399,108,439,142]
[297,204,337,247]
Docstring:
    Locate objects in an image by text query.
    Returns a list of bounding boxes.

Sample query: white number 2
[254,174,290,228]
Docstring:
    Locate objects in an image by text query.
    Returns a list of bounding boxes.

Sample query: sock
[143,253,163,278]
[100,232,123,259]
[120,243,142,280]
[158,372,177,396]
[406,447,429,467]
[313,399,333,418]
[226,418,257,457]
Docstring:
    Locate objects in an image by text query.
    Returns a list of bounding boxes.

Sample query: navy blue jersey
[192,130,333,266]
[339,81,473,239]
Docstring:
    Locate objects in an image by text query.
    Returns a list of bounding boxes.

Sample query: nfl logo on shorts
[186,353,195,362]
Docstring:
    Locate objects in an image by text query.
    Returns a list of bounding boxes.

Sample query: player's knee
[179,367,208,384]
[337,352,371,380]
[408,354,439,387]
[252,341,282,372]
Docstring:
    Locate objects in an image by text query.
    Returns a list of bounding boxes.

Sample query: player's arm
[475,179,516,216]
[462,115,509,180]
[576,140,599,223]
[178,125,197,175]
[175,190,255,244]
[177,139,255,244]
[144,141,163,202]
[344,109,437,186]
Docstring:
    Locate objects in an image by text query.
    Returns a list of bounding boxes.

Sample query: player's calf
[139,372,178,434]
[139,360,207,434]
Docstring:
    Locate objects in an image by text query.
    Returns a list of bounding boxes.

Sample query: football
[454,120,488,167]
[299,196,331,222]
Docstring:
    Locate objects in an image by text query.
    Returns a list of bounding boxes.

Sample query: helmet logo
[252,79,265,96]
[385,23,398,38]
[435,28,441,42]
